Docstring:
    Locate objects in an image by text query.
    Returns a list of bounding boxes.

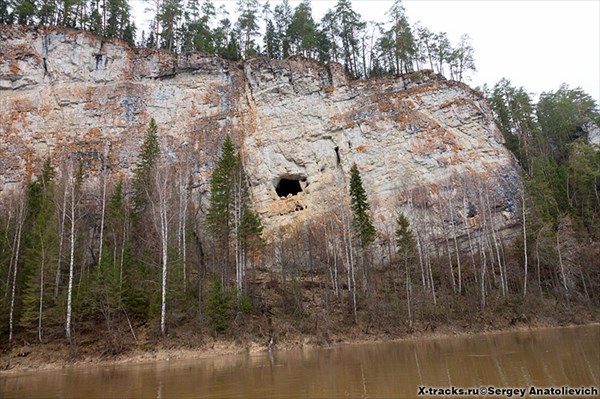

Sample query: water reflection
[1,325,598,398]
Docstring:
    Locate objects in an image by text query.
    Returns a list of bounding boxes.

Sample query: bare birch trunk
[341,209,357,323]
[448,195,462,295]
[154,168,171,336]
[442,223,456,295]
[37,246,45,342]
[556,228,569,298]
[66,171,76,341]
[536,227,543,297]
[521,187,528,297]
[405,256,413,329]
[98,164,107,266]
[177,169,188,292]
[160,197,168,335]
[479,235,487,310]
[55,183,68,299]
[9,200,25,343]
[483,187,506,296]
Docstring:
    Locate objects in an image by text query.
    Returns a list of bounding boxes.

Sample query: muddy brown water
[1,325,598,398]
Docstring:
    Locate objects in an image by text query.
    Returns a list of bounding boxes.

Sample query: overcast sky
[132,0,600,104]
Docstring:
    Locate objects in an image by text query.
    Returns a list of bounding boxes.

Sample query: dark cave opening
[276,178,303,197]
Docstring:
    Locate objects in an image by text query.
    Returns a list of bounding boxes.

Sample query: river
[1,325,598,398]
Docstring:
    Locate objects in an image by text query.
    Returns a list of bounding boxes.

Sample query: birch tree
[65,159,83,341]
[7,191,26,343]
[150,163,173,335]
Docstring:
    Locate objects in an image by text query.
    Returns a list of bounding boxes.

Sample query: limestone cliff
[0,25,520,239]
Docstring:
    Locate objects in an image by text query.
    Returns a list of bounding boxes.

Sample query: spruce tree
[132,118,160,218]
[20,158,58,342]
[207,136,263,289]
[395,211,416,327]
[395,212,415,257]
[206,275,229,334]
[349,164,375,248]
[206,135,238,240]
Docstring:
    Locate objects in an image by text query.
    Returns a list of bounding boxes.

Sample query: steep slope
[0,25,520,239]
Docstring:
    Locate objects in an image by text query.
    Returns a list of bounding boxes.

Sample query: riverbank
[2,265,599,374]
[2,310,597,374]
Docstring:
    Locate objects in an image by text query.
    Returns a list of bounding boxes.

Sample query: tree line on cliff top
[0,83,598,348]
[0,0,476,81]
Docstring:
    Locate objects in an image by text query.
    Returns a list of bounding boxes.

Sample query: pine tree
[0,0,12,24]
[333,0,365,77]
[484,78,539,175]
[236,0,260,57]
[158,0,182,51]
[273,0,292,58]
[383,0,415,75]
[349,164,375,248]
[287,0,317,57]
[13,0,36,25]
[536,84,600,162]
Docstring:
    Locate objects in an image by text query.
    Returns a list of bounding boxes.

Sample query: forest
[0,0,599,356]
[0,0,476,80]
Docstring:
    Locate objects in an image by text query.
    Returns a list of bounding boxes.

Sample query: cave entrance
[276,177,303,197]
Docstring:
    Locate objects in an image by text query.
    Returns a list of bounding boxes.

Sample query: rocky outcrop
[0,25,520,239]
[578,120,600,149]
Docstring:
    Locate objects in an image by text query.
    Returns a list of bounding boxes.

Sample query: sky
[131,0,600,104]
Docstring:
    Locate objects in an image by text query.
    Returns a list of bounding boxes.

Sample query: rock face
[0,25,520,239]
[579,120,600,149]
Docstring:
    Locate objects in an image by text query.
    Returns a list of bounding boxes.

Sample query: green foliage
[206,135,238,239]
[236,0,260,57]
[181,0,216,52]
[207,135,264,272]
[238,293,253,314]
[14,0,36,25]
[132,119,160,217]
[158,0,183,50]
[395,212,416,258]
[273,0,293,58]
[264,18,278,58]
[349,164,376,248]
[566,141,600,234]
[109,179,125,222]
[447,34,476,82]
[487,80,599,236]
[205,276,230,334]
[88,257,123,319]
[379,0,414,75]
[105,0,135,39]
[287,0,317,57]
[485,79,539,169]
[2,0,478,82]
[19,159,58,338]
[332,0,365,77]
[537,84,600,161]
[239,208,264,254]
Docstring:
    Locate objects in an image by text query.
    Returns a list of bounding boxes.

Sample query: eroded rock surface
[0,25,520,239]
